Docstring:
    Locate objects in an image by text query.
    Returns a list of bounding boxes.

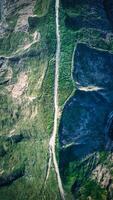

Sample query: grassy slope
[0,0,61,199]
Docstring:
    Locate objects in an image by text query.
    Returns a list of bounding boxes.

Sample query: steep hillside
[59,0,113,199]
[0,0,113,200]
[0,0,61,199]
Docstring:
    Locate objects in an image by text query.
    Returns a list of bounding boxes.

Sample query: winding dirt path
[44,0,65,199]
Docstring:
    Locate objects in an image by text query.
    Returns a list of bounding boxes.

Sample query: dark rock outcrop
[59,43,113,165]
[73,43,113,90]
[64,0,113,32]
[103,0,113,29]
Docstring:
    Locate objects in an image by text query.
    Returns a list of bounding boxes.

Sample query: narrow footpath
[44,0,65,199]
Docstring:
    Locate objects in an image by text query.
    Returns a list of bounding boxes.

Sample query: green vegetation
[59,5,113,106]
[28,17,39,31]
[62,155,96,190]
[0,92,19,135]
[0,32,33,55]
[79,180,107,200]
[0,102,60,199]
[6,14,18,30]
[61,152,109,200]
[1,0,113,200]
[0,0,61,199]
[59,9,75,106]
[34,0,50,17]
[99,151,108,164]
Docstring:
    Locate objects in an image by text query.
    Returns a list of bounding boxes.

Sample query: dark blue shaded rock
[73,43,113,89]
[59,43,113,164]
[64,0,112,32]
[103,0,113,29]
[59,90,113,160]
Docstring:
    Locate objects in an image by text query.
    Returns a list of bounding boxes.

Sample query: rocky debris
[11,72,28,99]
[15,2,36,32]
[0,0,9,35]
[5,0,35,17]
[0,0,7,21]
[92,163,113,199]
[0,166,25,187]
[0,22,9,36]
[0,0,36,34]
[92,164,112,188]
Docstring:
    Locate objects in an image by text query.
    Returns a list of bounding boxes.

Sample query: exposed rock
[92,164,112,188]
[59,44,113,157]
[0,22,9,36]
[14,2,36,32]
[0,0,36,34]
[11,72,28,99]
[0,57,13,85]
[6,0,36,17]
[60,90,111,159]
[59,43,113,163]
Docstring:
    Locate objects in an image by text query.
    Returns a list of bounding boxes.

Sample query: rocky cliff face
[59,0,113,199]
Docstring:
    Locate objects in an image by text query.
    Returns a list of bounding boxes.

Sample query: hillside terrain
[0,0,113,200]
